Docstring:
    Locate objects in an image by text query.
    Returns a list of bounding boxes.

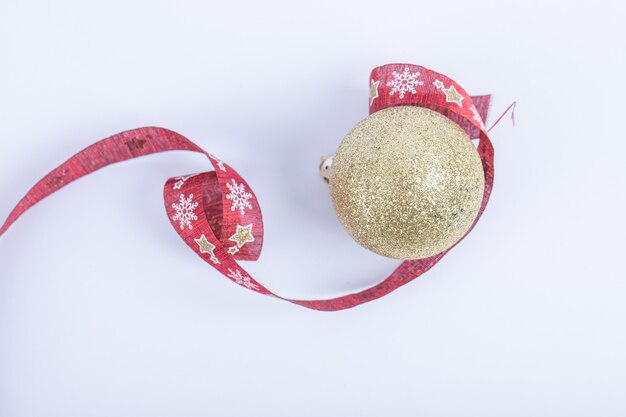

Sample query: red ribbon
[0,64,494,311]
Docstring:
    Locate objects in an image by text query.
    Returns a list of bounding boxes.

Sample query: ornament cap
[319,156,333,183]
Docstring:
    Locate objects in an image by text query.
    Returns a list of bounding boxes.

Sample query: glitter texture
[329,106,485,260]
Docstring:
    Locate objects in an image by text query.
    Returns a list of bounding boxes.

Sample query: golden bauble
[329,106,485,260]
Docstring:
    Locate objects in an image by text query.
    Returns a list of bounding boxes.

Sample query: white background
[1,0,625,416]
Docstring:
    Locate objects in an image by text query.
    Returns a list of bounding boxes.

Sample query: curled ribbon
[0,64,494,311]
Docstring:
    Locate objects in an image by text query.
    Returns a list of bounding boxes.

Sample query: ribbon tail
[0,127,205,237]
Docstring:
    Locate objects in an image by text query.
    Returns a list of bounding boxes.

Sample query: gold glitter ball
[329,106,485,260]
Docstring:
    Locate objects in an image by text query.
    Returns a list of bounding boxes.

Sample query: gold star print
[433,79,444,89]
[370,80,380,105]
[229,224,255,248]
[442,85,464,107]
[194,234,219,264]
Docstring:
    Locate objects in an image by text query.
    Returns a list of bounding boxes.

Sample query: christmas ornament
[328,106,485,259]
[0,64,503,311]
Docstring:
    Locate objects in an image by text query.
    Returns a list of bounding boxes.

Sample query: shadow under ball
[329,106,485,260]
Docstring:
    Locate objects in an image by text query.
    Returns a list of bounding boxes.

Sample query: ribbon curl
[0,64,494,311]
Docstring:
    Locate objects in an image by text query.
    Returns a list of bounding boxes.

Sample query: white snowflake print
[171,193,199,230]
[386,67,424,99]
[227,268,259,290]
[469,105,486,130]
[173,174,198,190]
[209,154,227,172]
[225,179,253,215]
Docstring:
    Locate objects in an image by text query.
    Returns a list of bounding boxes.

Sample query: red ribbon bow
[1,64,494,311]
